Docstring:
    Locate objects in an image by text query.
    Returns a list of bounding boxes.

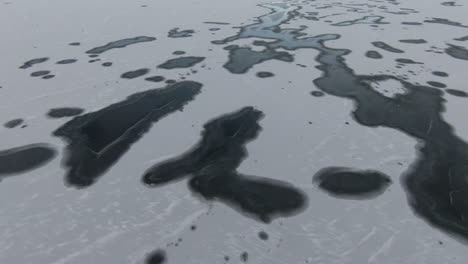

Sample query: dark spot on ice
[145,249,166,264]
[88,54,99,58]
[446,89,468,97]
[224,255,230,261]
[401,22,423,25]
[172,51,186,55]
[142,107,307,223]
[190,225,197,231]
[399,39,427,44]
[121,68,150,79]
[424,18,468,28]
[69,42,80,46]
[42,75,55,80]
[165,79,176,84]
[311,91,324,97]
[145,76,165,82]
[427,81,447,88]
[442,1,458,6]
[158,57,205,69]
[204,21,230,25]
[19,57,48,69]
[168,28,195,38]
[4,119,23,128]
[209,28,221,31]
[258,231,269,240]
[0,144,56,177]
[86,36,156,54]
[256,71,274,78]
[53,81,202,188]
[395,58,423,64]
[313,167,392,199]
[365,50,383,59]
[432,71,449,77]
[445,44,468,60]
[372,41,404,53]
[88,59,100,63]
[102,62,113,67]
[31,70,51,77]
[47,108,84,118]
[240,252,248,262]
[56,59,77,64]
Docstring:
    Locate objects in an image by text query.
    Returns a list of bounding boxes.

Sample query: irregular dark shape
[19,57,48,69]
[372,41,404,53]
[223,46,293,74]
[256,72,274,78]
[395,58,423,64]
[311,91,324,97]
[121,68,150,79]
[445,44,468,60]
[4,119,23,128]
[69,42,80,46]
[172,51,186,55]
[102,62,112,67]
[165,80,176,84]
[442,1,458,6]
[31,70,51,77]
[0,144,56,176]
[42,75,55,80]
[56,59,77,64]
[88,54,99,58]
[145,249,166,264]
[446,89,468,97]
[432,71,449,77]
[313,167,392,199]
[86,36,156,54]
[158,57,205,69]
[143,107,307,223]
[402,22,423,25]
[240,252,248,262]
[145,76,165,82]
[258,231,269,240]
[168,28,195,38]
[424,18,468,28]
[88,59,100,63]
[54,81,202,188]
[47,107,84,118]
[454,36,468,41]
[213,2,468,241]
[399,39,427,44]
[209,28,221,31]
[365,50,382,59]
[427,81,447,88]
[332,15,388,26]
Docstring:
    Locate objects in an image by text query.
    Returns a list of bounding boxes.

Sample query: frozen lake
[1,0,468,263]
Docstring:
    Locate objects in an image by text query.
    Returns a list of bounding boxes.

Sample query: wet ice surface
[1,0,468,263]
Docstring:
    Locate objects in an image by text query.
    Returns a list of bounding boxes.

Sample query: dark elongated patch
[372,41,404,53]
[168,28,195,38]
[19,57,48,69]
[4,119,23,128]
[143,107,307,223]
[158,57,205,69]
[399,39,427,44]
[365,50,382,59]
[424,18,468,28]
[445,44,468,60]
[47,107,84,118]
[121,68,150,79]
[313,167,392,199]
[86,36,156,54]
[0,144,56,177]
[54,81,202,188]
